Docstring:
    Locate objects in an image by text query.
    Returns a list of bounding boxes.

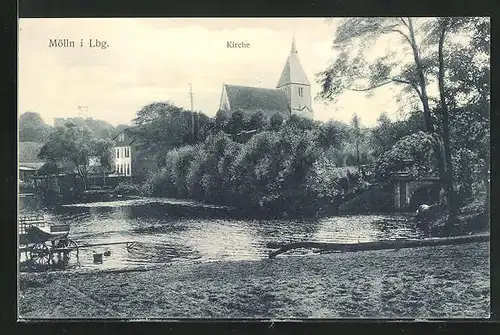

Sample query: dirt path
[18,242,490,319]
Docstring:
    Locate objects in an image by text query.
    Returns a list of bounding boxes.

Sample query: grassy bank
[19,242,489,319]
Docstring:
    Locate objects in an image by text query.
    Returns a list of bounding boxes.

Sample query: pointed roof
[224,84,289,115]
[277,37,310,88]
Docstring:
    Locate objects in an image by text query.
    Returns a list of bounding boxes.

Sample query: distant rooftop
[19,142,44,163]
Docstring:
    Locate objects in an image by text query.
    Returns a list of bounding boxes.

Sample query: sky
[19,18,410,127]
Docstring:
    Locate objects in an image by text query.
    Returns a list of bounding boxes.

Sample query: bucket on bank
[93,252,103,264]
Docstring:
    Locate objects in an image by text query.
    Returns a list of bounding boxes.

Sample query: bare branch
[399,17,409,28]
[346,77,415,92]
[387,28,413,45]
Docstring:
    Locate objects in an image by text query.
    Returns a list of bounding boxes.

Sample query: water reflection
[21,197,425,272]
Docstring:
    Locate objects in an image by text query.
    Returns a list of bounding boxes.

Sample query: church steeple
[276,36,313,119]
[291,34,297,53]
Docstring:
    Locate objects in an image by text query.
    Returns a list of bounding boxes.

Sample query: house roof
[224,85,290,115]
[19,162,45,170]
[276,38,310,88]
[18,142,44,163]
[112,128,137,146]
[19,166,39,171]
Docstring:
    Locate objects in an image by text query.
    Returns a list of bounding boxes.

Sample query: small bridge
[390,172,442,211]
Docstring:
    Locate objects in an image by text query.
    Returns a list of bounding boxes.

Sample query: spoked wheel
[29,242,52,268]
[52,238,79,266]
[65,239,79,261]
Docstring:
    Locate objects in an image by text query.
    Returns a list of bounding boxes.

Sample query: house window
[116,148,120,158]
[120,164,123,174]
[116,164,119,174]
[298,87,303,97]
[126,164,130,176]
[125,147,130,157]
[119,133,125,142]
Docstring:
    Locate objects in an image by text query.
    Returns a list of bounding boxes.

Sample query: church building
[219,37,313,120]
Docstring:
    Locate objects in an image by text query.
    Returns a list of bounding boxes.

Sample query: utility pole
[77,105,88,118]
[189,84,195,142]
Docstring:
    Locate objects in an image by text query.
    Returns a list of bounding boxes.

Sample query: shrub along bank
[138,127,365,218]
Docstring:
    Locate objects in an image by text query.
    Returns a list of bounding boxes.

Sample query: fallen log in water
[267,233,490,259]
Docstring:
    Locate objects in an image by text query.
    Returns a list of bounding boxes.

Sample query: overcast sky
[19,18,408,127]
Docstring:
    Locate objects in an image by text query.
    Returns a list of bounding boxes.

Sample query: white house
[112,131,133,177]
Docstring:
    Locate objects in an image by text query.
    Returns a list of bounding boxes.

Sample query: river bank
[18,241,490,319]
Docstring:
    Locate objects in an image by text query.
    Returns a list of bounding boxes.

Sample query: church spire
[276,36,310,88]
[276,35,313,119]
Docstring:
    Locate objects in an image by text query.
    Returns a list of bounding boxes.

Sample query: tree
[55,117,116,139]
[214,110,229,131]
[133,101,189,147]
[284,114,319,131]
[19,111,51,142]
[376,131,441,180]
[132,102,210,161]
[247,110,267,131]
[318,18,436,132]
[38,123,112,190]
[94,138,114,169]
[440,18,490,213]
[421,17,490,227]
[224,110,245,135]
[371,111,424,156]
[317,17,488,227]
[350,114,363,171]
[317,120,350,149]
[195,112,212,142]
[269,112,285,131]
[317,19,449,207]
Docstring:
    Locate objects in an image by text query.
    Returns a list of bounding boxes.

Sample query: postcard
[18,17,490,319]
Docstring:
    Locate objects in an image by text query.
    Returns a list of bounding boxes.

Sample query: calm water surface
[22,197,426,271]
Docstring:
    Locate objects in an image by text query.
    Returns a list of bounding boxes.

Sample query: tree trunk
[437,21,458,231]
[407,18,433,133]
[267,233,489,258]
[407,17,447,210]
[356,141,360,172]
[76,165,88,191]
[482,166,490,211]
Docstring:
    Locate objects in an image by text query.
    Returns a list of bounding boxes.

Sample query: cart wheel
[29,242,51,267]
[55,238,69,249]
[65,239,79,260]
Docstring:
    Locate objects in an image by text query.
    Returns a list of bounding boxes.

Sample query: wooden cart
[19,214,79,268]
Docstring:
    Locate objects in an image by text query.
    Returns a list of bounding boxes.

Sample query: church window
[298,87,303,97]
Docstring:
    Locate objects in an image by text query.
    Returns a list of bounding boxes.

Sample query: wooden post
[394,180,400,209]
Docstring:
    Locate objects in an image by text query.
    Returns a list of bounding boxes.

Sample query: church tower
[276,36,313,119]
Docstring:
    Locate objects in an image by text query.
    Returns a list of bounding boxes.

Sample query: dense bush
[114,181,142,195]
[338,184,394,214]
[375,131,441,179]
[140,122,364,217]
[141,168,175,197]
[138,106,488,220]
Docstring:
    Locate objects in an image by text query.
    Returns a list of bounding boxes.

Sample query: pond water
[20,197,426,271]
